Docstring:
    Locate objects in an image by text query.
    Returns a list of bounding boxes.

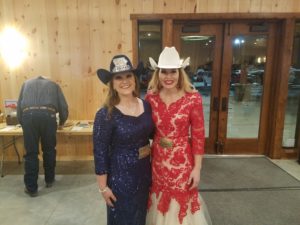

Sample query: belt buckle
[159,137,173,148]
[138,145,151,159]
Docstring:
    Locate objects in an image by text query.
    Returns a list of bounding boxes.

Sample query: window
[138,21,162,91]
[282,21,300,148]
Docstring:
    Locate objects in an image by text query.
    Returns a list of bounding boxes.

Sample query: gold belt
[138,145,151,159]
[159,137,173,148]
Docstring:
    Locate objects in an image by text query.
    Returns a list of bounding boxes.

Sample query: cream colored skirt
[146,192,212,225]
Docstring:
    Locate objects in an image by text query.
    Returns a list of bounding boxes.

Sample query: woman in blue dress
[93,54,154,225]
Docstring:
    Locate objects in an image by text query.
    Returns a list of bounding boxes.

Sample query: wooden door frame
[131,13,299,159]
[268,19,295,158]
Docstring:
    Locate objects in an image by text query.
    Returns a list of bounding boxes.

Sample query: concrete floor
[0,158,299,225]
[0,161,106,225]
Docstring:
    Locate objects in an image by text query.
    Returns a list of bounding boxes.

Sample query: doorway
[174,21,277,154]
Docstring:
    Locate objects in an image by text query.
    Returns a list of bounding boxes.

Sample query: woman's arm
[96,175,116,207]
[188,154,203,190]
[188,93,205,190]
[93,108,117,206]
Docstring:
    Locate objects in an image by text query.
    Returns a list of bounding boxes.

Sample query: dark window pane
[283,21,300,147]
[138,21,162,90]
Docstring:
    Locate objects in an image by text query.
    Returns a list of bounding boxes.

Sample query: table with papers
[0,120,93,177]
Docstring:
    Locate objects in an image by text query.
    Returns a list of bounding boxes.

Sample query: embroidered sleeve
[93,108,113,175]
[190,93,205,155]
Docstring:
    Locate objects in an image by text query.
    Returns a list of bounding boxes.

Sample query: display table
[0,120,93,177]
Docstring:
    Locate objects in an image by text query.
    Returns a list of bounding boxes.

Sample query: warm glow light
[181,36,210,41]
[0,27,28,69]
[257,57,261,64]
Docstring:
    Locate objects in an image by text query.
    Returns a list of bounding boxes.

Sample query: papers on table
[70,121,91,131]
[0,126,18,131]
[76,121,90,128]
[70,126,83,131]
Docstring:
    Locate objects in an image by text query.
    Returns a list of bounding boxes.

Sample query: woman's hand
[188,167,201,190]
[101,187,117,207]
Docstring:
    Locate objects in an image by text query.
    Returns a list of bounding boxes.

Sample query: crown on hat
[97,55,143,85]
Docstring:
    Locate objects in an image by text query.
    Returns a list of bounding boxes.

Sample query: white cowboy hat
[149,46,190,70]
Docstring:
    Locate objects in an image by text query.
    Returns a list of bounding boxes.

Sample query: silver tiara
[112,57,131,73]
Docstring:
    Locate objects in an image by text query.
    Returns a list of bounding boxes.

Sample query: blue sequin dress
[93,99,154,225]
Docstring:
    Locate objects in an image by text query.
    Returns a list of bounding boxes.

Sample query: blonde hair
[103,73,140,118]
[147,68,194,93]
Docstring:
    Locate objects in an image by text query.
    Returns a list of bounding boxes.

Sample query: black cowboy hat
[97,54,143,84]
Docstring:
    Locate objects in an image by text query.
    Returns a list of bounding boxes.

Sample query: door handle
[213,97,219,111]
[215,140,224,154]
[221,97,227,111]
[219,141,224,154]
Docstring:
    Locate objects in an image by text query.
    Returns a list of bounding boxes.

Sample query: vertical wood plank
[238,0,255,13]
[141,0,154,13]
[207,0,230,13]
[196,0,210,13]
[183,0,197,13]
[131,19,138,65]
[227,0,240,12]
[293,0,300,10]
[271,0,291,12]
[248,0,262,12]
[260,0,273,12]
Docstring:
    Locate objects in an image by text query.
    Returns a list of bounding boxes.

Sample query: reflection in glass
[227,35,267,138]
[138,22,162,91]
[282,22,300,147]
[181,35,215,137]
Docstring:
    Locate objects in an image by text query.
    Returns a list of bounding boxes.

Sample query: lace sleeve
[190,93,205,155]
[93,108,113,175]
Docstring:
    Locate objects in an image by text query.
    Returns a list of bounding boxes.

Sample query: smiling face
[158,68,179,90]
[112,72,136,97]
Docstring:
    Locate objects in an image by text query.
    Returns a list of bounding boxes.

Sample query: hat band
[158,64,181,69]
[112,64,131,73]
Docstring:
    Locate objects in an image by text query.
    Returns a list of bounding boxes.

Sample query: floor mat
[201,189,300,225]
[199,156,300,191]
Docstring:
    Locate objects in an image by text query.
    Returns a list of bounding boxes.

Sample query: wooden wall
[1,0,300,160]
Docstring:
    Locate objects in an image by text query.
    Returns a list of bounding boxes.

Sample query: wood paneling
[1,0,300,160]
[163,19,172,47]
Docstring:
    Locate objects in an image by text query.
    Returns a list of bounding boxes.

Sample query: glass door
[220,23,276,154]
[174,22,277,154]
[173,23,223,154]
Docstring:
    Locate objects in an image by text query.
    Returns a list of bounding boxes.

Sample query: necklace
[116,98,140,116]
